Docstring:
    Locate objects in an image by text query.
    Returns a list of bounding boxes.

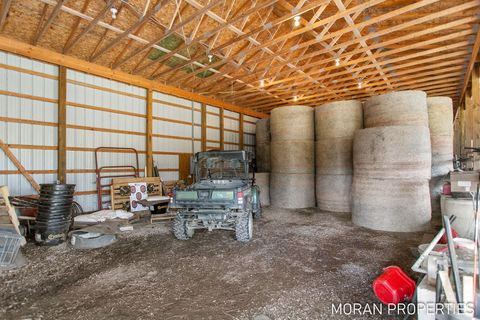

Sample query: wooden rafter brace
[0,139,41,193]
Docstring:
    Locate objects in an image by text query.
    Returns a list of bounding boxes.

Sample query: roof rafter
[90,0,170,62]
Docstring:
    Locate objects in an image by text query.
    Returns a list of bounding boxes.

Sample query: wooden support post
[57,66,67,183]
[219,107,224,150]
[146,89,153,176]
[201,103,207,151]
[239,113,244,150]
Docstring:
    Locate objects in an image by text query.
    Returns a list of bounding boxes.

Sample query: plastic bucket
[373,266,416,304]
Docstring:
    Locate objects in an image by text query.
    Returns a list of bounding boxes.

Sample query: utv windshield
[196,151,248,180]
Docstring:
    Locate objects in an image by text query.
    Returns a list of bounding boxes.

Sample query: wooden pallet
[110,177,163,211]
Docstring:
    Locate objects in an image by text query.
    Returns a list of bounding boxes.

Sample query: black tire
[253,201,262,219]
[235,211,253,242]
[173,215,194,240]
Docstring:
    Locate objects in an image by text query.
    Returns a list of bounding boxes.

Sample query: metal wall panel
[224,110,240,119]
[0,51,58,196]
[66,69,147,211]
[207,105,220,114]
[0,51,258,211]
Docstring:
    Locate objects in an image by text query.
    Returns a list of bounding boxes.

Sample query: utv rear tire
[253,202,262,219]
[235,211,253,242]
[173,215,194,240]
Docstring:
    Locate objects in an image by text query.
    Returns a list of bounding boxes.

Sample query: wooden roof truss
[0,0,479,112]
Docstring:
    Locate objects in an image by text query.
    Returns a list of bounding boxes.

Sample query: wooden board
[110,177,163,211]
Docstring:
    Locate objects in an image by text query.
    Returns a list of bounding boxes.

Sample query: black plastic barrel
[35,183,75,246]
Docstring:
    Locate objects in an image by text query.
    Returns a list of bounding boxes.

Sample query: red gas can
[442,182,451,195]
[373,266,416,304]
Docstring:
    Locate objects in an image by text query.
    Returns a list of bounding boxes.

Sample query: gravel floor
[0,207,424,320]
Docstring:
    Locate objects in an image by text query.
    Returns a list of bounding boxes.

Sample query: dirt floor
[0,207,426,320]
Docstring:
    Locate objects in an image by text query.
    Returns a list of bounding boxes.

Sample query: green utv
[169,150,262,242]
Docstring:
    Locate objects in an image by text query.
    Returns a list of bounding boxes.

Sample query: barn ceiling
[1,0,479,112]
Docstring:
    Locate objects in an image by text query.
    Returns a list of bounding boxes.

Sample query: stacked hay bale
[255,172,270,206]
[255,119,271,206]
[255,118,271,172]
[315,100,363,212]
[427,97,453,214]
[352,91,432,232]
[270,106,315,208]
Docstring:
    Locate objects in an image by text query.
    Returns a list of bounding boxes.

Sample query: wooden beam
[113,0,224,69]
[201,103,207,151]
[0,139,41,193]
[63,0,115,54]
[33,0,65,45]
[239,113,244,150]
[58,66,67,183]
[146,88,153,176]
[209,0,475,96]
[460,28,480,107]
[90,0,169,62]
[219,107,224,150]
[0,0,13,30]
[137,0,281,76]
[473,63,480,109]
[0,36,267,118]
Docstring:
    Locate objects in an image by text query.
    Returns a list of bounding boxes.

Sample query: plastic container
[442,182,451,195]
[373,266,416,304]
[0,229,23,267]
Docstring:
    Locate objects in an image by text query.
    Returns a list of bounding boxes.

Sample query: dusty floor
[0,208,425,320]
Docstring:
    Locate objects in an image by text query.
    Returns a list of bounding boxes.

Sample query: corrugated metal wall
[206,105,220,150]
[243,115,257,156]
[0,51,58,195]
[0,51,259,212]
[223,109,240,151]
[152,91,202,181]
[66,69,148,211]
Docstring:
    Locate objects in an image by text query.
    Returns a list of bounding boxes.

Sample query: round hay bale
[270,106,314,141]
[271,140,314,174]
[255,118,270,143]
[352,176,431,232]
[431,135,453,177]
[315,100,363,139]
[256,143,271,172]
[270,173,315,208]
[255,172,270,206]
[364,90,428,127]
[315,138,353,175]
[427,97,453,136]
[316,174,352,212]
[353,126,431,179]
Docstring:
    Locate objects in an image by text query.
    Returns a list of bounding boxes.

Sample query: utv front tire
[235,211,253,242]
[173,215,194,240]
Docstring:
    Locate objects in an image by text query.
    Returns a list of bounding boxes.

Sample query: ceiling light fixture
[293,16,301,27]
[260,79,265,87]
[335,58,340,66]
[358,82,362,89]
[110,7,118,19]
[293,95,298,102]
[208,54,213,63]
